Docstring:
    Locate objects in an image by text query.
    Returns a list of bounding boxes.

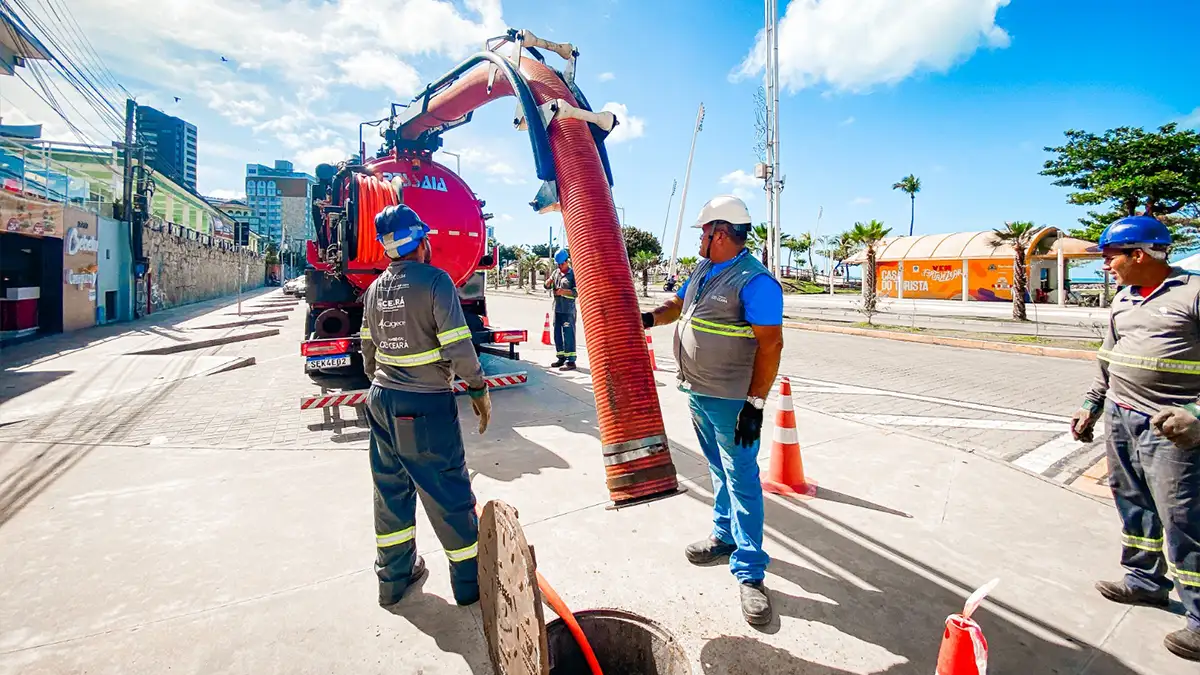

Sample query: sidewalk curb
[127,329,281,356]
[782,320,1097,361]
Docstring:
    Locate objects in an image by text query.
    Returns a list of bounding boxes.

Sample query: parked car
[283,276,306,296]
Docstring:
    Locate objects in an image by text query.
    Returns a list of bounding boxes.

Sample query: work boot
[559,362,577,371]
[740,580,773,626]
[1095,580,1170,608]
[685,536,736,565]
[549,358,566,368]
[379,556,428,608]
[1165,628,1200,662]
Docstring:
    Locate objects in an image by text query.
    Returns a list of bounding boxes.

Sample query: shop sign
[67,223,100,255]
[1,189,62,238]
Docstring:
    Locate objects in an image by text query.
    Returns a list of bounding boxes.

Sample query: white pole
[770,0,782,279]
[762,0,775,276]
[669,103,704,274]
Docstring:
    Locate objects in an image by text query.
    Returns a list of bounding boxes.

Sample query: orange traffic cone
[645,333,657,371]
[762,377,817,498]
[541,313,552,346]
[936,579,998,675]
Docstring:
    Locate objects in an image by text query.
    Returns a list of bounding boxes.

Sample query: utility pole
[771,0,782,280]
[669,103,705,277]
[659,179,677,249]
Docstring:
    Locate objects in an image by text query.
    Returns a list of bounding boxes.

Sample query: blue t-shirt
[675,253,784,326]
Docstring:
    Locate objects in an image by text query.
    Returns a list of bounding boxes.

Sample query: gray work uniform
[1084,267,1200,630]
[359,259,486,605]
[546,267,577,362]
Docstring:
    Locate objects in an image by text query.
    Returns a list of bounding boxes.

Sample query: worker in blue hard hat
[544,247,578,371]
[359,203,492,610]
[1072,214,1200,662]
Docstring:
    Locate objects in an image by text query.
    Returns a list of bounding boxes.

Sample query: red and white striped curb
[300,372,529,409]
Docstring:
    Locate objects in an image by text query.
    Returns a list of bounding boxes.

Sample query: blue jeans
[689,392,769,582]
[554,310,576,363]
[366,385,479,604]
[1107,401,1200,630]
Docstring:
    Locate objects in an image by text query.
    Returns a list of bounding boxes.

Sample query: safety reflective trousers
[1106,401,1200,630]
[366,385,479,604]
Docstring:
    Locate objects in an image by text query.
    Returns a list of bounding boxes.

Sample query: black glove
[734,401,764,448]
[641,312,655,329]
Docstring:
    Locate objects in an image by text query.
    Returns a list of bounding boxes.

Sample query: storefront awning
[845,227,1100,265]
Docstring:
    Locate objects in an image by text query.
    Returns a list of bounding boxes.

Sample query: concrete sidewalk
[0,289,291,425]
[0,334,1189,674]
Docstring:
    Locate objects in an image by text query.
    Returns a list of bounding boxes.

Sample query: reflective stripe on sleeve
[1098,350,1200,375]
[445,542,478,563]
[376,526,415,548]
[687,317,755,338]
[377,347,443,367]
[1121,532,1164,553]
[437,325,472,347]
[360,325,372,340]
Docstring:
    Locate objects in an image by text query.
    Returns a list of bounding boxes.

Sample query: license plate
[306,355,351,371]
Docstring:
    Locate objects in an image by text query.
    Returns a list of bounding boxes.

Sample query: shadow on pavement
[814,485,913,519]
[0,370,70,407]
[701,635,857,675]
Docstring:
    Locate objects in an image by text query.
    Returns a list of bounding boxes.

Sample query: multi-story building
[244,160,315,260]
[136,106,197,191]
[204,196,260,249]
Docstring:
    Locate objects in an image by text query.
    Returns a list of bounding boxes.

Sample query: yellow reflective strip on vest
[377,347,442,367]
[437,325,472,346]
[1121,533,1164,552]
[445,542,478,562]
[360,325,372,340]
[1099,349,1200,375]
[376,526,415,548]
[688,317,755,338]
[1168,562,1200,587]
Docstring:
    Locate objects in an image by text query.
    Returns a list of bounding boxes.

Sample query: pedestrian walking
[640,194,784,625]
[1071,215,1200,662]
[545,248,578,371]
[359,204,493,609]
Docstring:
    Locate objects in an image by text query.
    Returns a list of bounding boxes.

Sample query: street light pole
[669,103,705,277]
[660,179,677,248]
[439,150,462,174]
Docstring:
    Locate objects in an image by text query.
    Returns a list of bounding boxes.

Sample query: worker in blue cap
[1072,215,1200,662]
[359,204,492,610]
[544,248,578,371]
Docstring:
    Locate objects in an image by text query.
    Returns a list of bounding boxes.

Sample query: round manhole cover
[479,500,549,675]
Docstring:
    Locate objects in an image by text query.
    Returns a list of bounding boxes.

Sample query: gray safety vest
[673,251,772,400]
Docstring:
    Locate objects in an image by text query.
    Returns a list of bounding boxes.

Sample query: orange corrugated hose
[354,174,396,266]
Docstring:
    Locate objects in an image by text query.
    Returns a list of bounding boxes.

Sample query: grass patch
[850,322,925,333]
[1007,335,1054,344]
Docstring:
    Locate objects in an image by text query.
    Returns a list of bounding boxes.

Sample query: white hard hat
[693,195,752,228]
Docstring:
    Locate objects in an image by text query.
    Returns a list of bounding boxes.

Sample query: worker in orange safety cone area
[544,248,578,371]
[359,204,492,609]
[640,194,784,625]
[1070,215,1200,662]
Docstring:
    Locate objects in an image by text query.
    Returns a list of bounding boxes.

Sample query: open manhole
[479,500,690,675]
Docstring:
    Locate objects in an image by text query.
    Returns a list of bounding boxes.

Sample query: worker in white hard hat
[641,194,784,625]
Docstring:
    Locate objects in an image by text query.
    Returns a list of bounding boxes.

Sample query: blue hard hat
[375,205,429,256]
[554,249,569,265]
[1098,215,1172,249]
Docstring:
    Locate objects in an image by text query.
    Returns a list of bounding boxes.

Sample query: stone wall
[143,222,265,311]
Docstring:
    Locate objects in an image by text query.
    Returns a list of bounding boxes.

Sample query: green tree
[783,235,810,276]
[892,174,921,236]
[847,220,892,318]
[820,232,857,284]
[264,242,279,266]
[530,243,561,258]
[748,223,771,267]
[794,232,815,274]
[1041,124,1200,240]
[989,221,1039,321]
[677,256,699,277]
[622,226,662,262]
[515,247,538,291]
[630,250,661,297]
[497,244,523,267]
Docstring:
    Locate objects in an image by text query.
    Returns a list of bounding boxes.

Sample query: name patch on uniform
[380,337,409,350]
[378,298,406,311]
[379,319,406,328]
[711,294,728,303]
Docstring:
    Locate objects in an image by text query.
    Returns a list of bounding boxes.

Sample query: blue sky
[10,0,1200,262]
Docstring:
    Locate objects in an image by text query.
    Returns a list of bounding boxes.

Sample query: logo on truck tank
[379,172,448,193]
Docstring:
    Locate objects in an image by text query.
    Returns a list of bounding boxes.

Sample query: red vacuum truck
[299,154,528,389]
[299,28,682,506]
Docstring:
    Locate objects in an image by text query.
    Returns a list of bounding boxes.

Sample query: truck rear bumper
[300,371,529,409]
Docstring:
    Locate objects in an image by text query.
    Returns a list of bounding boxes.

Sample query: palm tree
[783,235,809,278]
[847,220,892,315]
[515,247,537,291]
[630,250,661,297]
[677,256,699,277]
[748,223,770,267]
[892,174,921,236]
[989,221,1038,321]
[795,232,815,278]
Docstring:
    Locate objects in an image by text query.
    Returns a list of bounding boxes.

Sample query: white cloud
[850,196,872,205]
[336,52,422,98]
[206,189,246,200]
[598,72,616,82]
[453,145,531,186]
[840,116,856,126]
[1181,106,1200,129]
[600,102,645,144]
[720,169,761,201]
[735,0,1011,93]
[295,146,354,171]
